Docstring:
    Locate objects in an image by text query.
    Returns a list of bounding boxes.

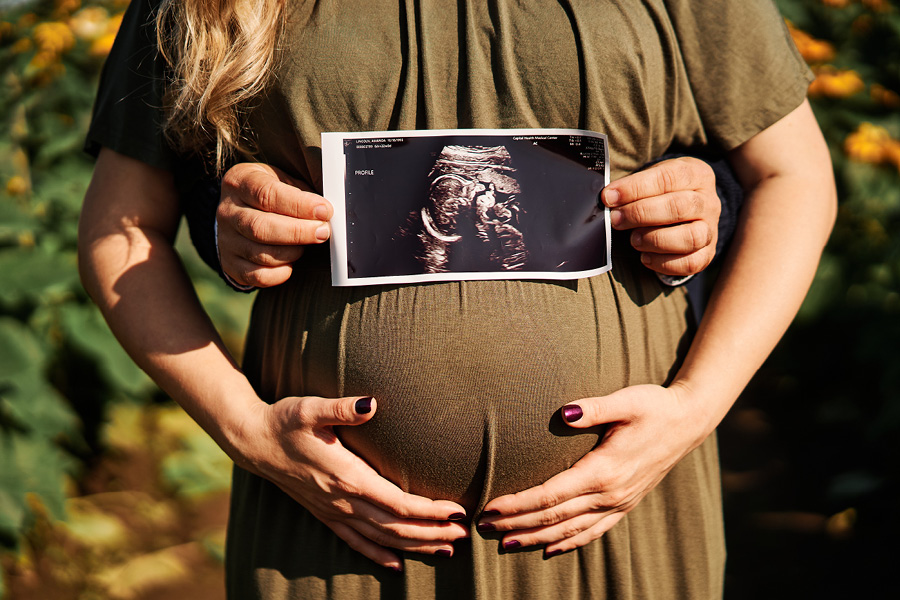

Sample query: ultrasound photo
[322,129,611,286]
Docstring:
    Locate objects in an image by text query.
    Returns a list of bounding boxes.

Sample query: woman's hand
[216,163,332,287]
[478,100,837,558]
[603,157,721,277]
[477,383,710,557]
[235,395,469,570]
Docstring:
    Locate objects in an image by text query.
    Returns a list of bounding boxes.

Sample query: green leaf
[0,317,45,382]
[57,304,154,397]
[0,317,74,438]
[0,438,26,540]
[0,197,39,245]
[0,431,75,547]
[0,247,78,306]
[2,375,78,439]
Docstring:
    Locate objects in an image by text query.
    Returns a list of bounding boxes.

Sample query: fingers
[480,465,593,517]
[218,199,331,246]
[630,221,713,255]
[222,257,297,289]
[478,493,600,533]
[629,221,715,277]
[222,162,333,221]
[327,520,404,571]
[559,388,644,429]
[347,501,468,552]
[323,501,468,570]
[293,395,378,428]
[602,156,716,210]
[493,512,612,553]
[346,465,469,522]
[217,162,333,287]
[602,158,720,278]
[286,395,469,521]
[609,196,717,275]
[638,248,713,277]
[608,190,716,230]
[542,512,626,557]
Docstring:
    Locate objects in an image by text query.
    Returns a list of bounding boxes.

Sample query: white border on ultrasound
[322,128,612,287]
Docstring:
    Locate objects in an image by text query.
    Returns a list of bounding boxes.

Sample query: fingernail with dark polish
[561,404,583,423]
[503,539,521,550]
[435,549,452,557]
[481,510,500,518]
[545,549,563,558]
[476,521,496,533]
[448,512,466,521]
[355,397,373,414]
[390,564,403,573]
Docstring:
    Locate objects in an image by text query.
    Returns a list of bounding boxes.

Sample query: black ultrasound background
[342,135,608,278]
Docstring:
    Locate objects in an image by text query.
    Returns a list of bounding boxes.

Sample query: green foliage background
[0,0,898,597]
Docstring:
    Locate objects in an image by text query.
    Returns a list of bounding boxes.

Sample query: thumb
[560,386,648,429]
[293,395,377,428]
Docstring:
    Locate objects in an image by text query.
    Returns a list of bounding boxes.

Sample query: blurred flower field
[0,0,898,598]
[0,1,251,597]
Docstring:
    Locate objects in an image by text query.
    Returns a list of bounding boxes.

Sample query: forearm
[671,102,837,439]
[78,151,263,460]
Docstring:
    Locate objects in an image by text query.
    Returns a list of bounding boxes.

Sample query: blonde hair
[156,0,285,172]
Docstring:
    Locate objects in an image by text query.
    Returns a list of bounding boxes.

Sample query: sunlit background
[0,0,898,598]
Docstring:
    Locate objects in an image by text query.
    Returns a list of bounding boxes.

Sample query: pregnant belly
[335,328,604,510]
[249,271,687,512]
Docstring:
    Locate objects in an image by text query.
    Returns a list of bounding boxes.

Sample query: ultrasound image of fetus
[400,145,529,273]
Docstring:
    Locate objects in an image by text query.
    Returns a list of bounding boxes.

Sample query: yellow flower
[6,176,28,197]
[33,21,75,55]
[89,32,117,57]
[844,123,893,164]
[11,37,33,54]
[69,6,109,41]
[786,22,835,64]
[18,231,35,248]
[808,66,865,98]
[28,49,58,71]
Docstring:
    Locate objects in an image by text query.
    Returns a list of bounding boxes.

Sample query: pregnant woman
[78,0,836,598]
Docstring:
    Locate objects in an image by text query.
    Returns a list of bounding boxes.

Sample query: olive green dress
[87,1,813,598]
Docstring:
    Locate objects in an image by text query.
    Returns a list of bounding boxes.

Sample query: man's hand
[602,157,721,278]
[216,163,332,287]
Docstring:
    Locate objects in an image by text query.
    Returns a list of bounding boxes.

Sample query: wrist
[214,395,273,472]
[666,378,733,444]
